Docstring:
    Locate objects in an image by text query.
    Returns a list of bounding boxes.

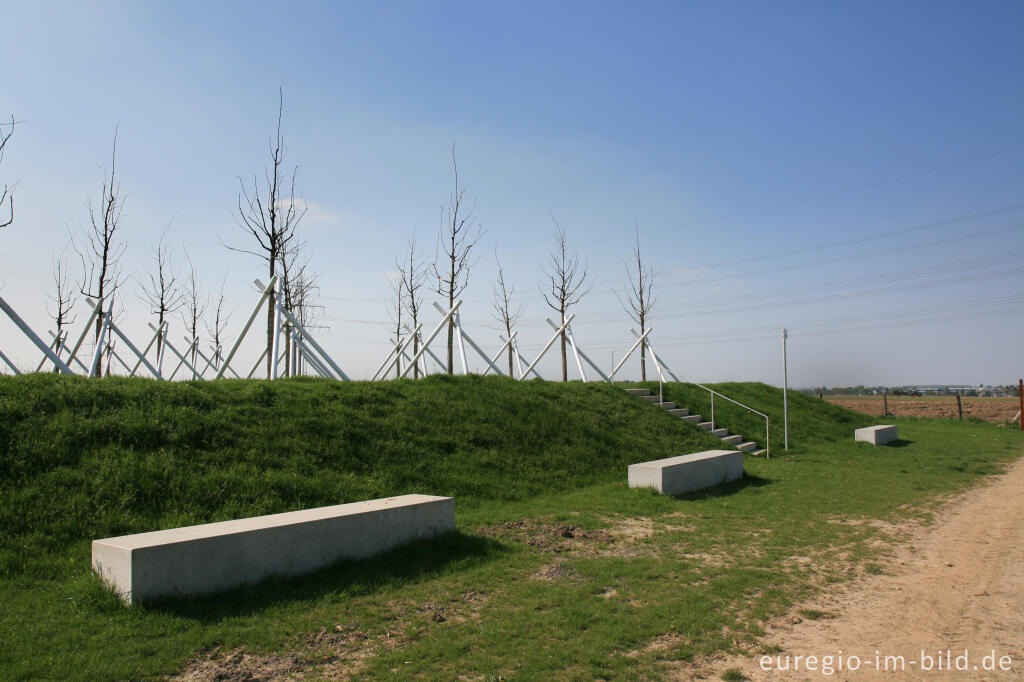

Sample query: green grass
[0,374,1021,680]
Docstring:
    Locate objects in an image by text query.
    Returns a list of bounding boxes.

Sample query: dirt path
[690,456,1024,681]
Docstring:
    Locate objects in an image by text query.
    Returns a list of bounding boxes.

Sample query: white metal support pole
[0,295,76,376]
[455,311,469,375]
[609,328,651,382]
[154,330,202,381]
[63,297,104,372]
[271,285,283,380]
[33,334,63,373]
[419,331,446,373]
[372,342,404,382]
[50,331,90,373]
[107,320,162,379]
[247,347,269,379]
[216,277,278,379]
[500,334,537,379]
[521,314,575,380]
[130,322,166,377]
[566,324,587,382]
[401,300,463,379]
[379,326,421,380]
[630,329,681,382]
[483,332,517,376]
[511,336,526,378]
[545,317,606,382]
[89,312,112,377]
[302,346,332,378]
[432,302,504,376]
[272,297,350,381]
[783,328,789,451]
[0,348,21,374]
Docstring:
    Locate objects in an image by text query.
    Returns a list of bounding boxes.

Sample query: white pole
[783,327,789,451]
[271,286,283,380]
[401,301,462,378]
[545,318,609,382]
[455,311,469,375]
[609,328,651,381]
[216,277,278,379]
[0,295,76,375]
[0,348,21,374]
[89,312,112,377]
[521,314,575,380]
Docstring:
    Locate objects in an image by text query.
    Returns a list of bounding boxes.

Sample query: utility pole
[783,328,789,450]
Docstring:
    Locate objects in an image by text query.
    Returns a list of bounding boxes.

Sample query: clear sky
[1,0,1022,387]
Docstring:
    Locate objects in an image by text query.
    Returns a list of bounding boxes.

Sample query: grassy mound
[632,381,874,450]
[0,373,753,578]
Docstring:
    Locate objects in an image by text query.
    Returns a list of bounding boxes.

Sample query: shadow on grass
[143,531,507,623]
[674,473,773,501]
[885,439,913,448]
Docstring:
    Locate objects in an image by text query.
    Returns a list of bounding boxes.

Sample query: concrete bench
[92,494,454,604]
[628,450,743,495]
[855,424,898,445]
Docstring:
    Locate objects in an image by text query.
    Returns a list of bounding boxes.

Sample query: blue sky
[1,1,1022,386]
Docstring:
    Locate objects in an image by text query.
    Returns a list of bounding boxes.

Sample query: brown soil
[685,455,1024,681]
[827,395,1022,423]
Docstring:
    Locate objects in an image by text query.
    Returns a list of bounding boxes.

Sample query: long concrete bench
[855,424,898,445]
[628,450,743,495]
[92,494,454,604]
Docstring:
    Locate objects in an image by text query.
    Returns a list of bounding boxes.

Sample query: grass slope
[632,381,875,451]
[0,375,1021,680]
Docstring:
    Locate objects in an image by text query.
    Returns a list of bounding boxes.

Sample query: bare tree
[618,226,656,380]
[204,272,233,371]
[139,226,185,361]
[541,219,589,382]
[224,88,306,378]
[179,251,206,377]
[77,132,127,376]
[0,116,16,229]
[46,245,78,370]
[492,251,521,377]
[399,234,427,378]
[432,142,483,374]
[278,241,318,376]
[385,273,403,379]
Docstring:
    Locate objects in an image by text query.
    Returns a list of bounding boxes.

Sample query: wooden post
[956,394,963,420]
[1018,379,1023,431]
[883,390,889,416]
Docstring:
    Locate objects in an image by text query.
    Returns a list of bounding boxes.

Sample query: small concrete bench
[855,425,898,445]
[628,450,743,495]
[92,494,454,604]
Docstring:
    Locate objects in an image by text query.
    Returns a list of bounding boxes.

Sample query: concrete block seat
[92,494,454,604]
[855,425,898,445]
[628,450,743,495]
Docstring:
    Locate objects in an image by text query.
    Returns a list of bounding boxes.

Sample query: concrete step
[720,434,743,445]
[641,395,660,403]
[625,388,652,396]
[682,415,702,423]
[667,408,690,417]
[737,442,758,452]
[698,422,714,431]
[751,449,768,457]
[655,402,676,410]
[711,427,729,438]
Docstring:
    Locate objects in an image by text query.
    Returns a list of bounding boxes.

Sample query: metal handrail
[668,373,771,459]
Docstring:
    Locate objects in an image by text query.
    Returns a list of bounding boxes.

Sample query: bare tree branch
[432,142,484,373]
[203,271,233,370]
[399,233,427,378]
[76,130,127,376]
[618,225,657,380]
[179,249,206,377]
[540,218,589,381]
[0,115,17,229]
[139,224,185,360]
[221,88,306,377]
[492,249,522,377]
[46,243,78,370]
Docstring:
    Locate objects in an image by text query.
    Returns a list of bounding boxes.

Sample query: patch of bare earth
[677,455,1024,681]
[475,514,655,557]
[171,591,490,681]
[827,395,1020,423]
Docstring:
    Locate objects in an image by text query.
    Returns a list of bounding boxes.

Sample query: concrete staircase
[626,387,767,456]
